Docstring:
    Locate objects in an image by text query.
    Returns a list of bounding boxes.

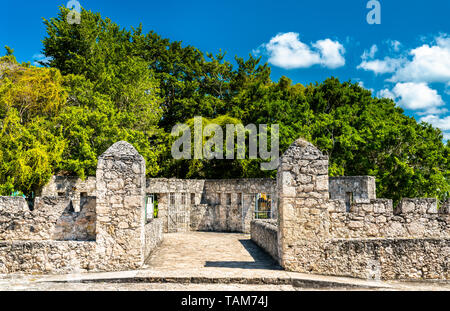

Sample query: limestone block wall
[0,141,163,275]
[146,178,276,233]
[275,137,450,280]
[190,204,215,231]
[95,141,147,271]
[0,196,95,241]
[203,179,276,233]
[442,200,450,214]
[326,238,449,280]
[144,218,163,258]
[250,219,278,261]
[147,179,203,233]
[328,198,449,238]
[329,176,376,206]
[53,197,96,241]
[41,176,96,212]
[276,138,330,271]
[0,240,98,274]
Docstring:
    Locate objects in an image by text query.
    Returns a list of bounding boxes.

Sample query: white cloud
[358,57,404,75]
[392,82,445,112]
[361,44,378,60]
[387,40,402,52]
[443,132,450,142]
[445,82,450,95]
[255,32,345,69]
[390,36,450,83]
[32,53,51,66]
[312,39,346,68]
[377,88,396,100]
[358,43,404,74]
[356,80,374,94]
[420,115,450,131]
[358,35,450,84]
[416,107,449,116]
[378,83,446,115]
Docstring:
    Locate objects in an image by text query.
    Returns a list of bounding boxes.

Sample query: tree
[42,7,165,178]
[38,7,449,204]
[0,56,67,195]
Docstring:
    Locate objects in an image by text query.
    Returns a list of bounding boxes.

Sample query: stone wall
[95,141,147,271]
[44,176,277,234]
[146,178,276,233]
[53,197,96,241]
[190,204,215,231]
[273,137,450,280]
[0,141,162,275]
[0,196,95,241]
[203,179,276,233]
[442,199,450,214]
[276,138,330,271]
[41,176,96,212]
[329,176,376,211]
[250,219,278,261]
[0,240,98,274]
[144,218,163,258]
[304,238,450,280]
[40,175,278,235]
[328,198,450,239]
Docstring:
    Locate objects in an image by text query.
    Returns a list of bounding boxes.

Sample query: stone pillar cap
[99,141,142,159]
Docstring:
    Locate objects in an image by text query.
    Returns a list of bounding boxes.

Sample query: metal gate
[255,193,272,219]
[167,203,178,233]
[167,193,188,232]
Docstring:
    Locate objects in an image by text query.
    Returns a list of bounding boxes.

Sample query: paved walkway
[1,232,449,290]
[145,232,281,270]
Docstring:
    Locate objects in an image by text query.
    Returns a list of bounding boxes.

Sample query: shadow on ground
[204,239,282,270]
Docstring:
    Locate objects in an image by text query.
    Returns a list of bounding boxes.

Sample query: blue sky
[2,0,449,140]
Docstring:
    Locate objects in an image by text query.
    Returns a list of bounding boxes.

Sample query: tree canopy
[0,6,448,205]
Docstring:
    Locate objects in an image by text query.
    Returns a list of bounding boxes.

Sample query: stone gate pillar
[95,141,146,270]
[277,138,330,271]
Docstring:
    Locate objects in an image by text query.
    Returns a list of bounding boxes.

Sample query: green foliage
[42,7,165,178]
[0,56,67,196]
[0,6,447,205]
[4,46,14,56]
[302,78,449,204]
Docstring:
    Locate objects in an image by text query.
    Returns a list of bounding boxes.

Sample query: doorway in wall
[255,193,273,219]
[345,192,353,212]
[145,194,157,221]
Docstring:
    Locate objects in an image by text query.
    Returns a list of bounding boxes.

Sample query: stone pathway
[145,232,281,270]
[0,232,449,291]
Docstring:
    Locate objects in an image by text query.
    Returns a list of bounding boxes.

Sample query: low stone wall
[204,179,276,233]
[277,138,450,280]
[190,204,215,231]
[41,176,96,212]
[442,200,450,214]
[144,218,163,258]
[147,178,276,233]
[328,198,450,238]
[319,238,450,280]
[0,196,95,241]
[0,141,166,275]
[0,240,98,274]
[329,176,376,203]
[53,197,96,241]
[250,220,278,262]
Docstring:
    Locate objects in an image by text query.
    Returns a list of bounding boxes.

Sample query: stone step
[32,269,392,290]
